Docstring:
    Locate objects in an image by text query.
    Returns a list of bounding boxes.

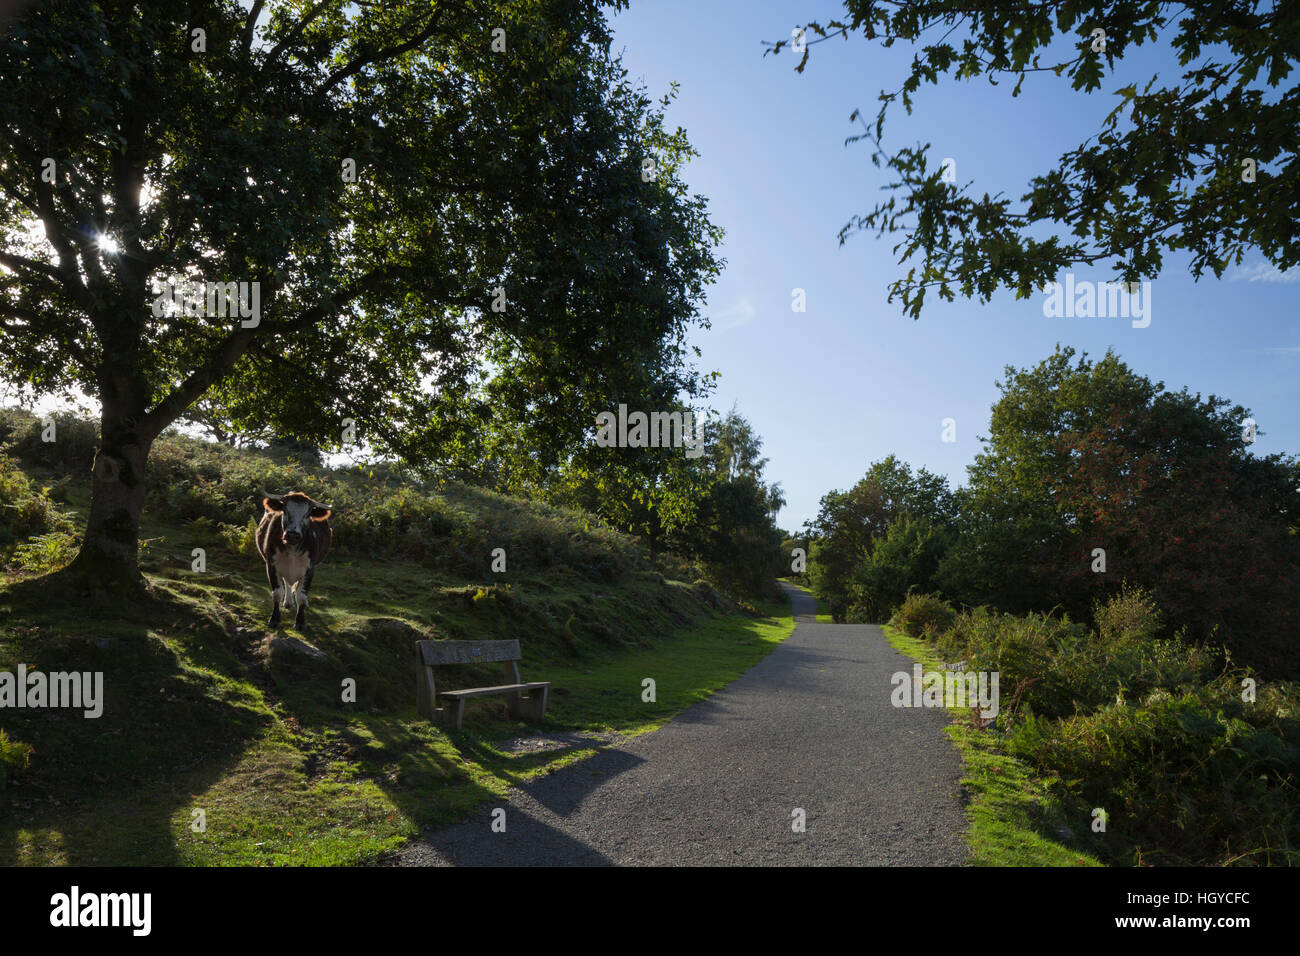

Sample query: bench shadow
[447,730,647,818]
[387,733,647,868]
[406,801,619,866]
[509,744,645,817]
[402,744,648,866]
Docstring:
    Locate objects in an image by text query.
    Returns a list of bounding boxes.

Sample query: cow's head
[262,491,332,547]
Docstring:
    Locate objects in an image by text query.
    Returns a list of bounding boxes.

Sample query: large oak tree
[0,0,721,592]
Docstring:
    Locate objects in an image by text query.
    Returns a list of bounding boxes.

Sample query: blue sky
[610,1,1299,532]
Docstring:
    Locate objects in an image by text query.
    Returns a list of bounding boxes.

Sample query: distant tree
[936,346,1300,675]
[808,484,888,621]
[848,514,952,622]
[770,1,1299,318]
[764,482,786,522]
[681,470,785,600]
[263,435,325,469]
[936,347,1163,612]
[808,455,953,620]
[1051,393,1300,675]
[690,411,788,597]
[548,405,787,599]
[779,533,810,585]
[706,405,769,481]
[551,416,708,559]
[182,397,269,449]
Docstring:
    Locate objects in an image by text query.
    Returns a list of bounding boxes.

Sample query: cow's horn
[261,490,283,501]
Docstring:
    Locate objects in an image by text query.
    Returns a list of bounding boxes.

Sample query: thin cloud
[709,297,758,332]
[1229,262,1300,283]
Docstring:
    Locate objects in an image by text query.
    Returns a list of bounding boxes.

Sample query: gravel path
[396,583,969,866]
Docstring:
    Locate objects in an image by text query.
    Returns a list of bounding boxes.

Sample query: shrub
[919,586,1294,864]
[1094,583,1163,644]
[10,531,80,575]
[848,516,952,622]
[0,728,34,788]
[926,588,1223,724]
[890,592,956,638]
[0,454,77,563]
[1006,680,1300,865]
[1,410,100,474]
[218,518,259,556]
[0,413,670,588]
[928,606,1088,720]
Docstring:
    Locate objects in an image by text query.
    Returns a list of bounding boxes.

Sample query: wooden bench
[415,638,550,731]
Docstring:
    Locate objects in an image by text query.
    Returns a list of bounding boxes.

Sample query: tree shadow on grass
[0,574,271,865]
[116,584,657,864]
[260,651,649,860]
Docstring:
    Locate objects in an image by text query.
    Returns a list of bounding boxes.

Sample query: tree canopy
[935,346,1300,672]
[769,0,1299,317]
[0,0,721,588]
[806,455,953,620]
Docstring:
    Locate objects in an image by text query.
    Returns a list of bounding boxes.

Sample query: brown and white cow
[256,491,333,630]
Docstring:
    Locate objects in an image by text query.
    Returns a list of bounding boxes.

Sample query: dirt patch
[493,730,626,755]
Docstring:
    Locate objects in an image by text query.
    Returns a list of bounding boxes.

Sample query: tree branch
[242,0,265,55]
[139,264,410,439]
[0,304,92,366]
[0,250,63,282]
[259,0,331,71]
[318,10,447,98]
[27,161,97,314]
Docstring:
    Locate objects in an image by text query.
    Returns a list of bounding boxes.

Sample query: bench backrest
[416,639,521,667]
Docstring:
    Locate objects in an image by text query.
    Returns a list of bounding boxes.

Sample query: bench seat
[439,681,550,700]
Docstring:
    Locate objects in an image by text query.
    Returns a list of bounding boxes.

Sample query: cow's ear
[310,507,332,521]
[263,497,284,512]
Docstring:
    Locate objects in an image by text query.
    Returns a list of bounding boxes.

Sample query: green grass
[536,598,791,735]
[0,412,799,865]
[0,466,795,865]
[880,624,1102,867]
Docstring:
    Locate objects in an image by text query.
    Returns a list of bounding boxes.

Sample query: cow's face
[263,492,332,548]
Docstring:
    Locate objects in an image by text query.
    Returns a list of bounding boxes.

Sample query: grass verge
[881,624,1102,867]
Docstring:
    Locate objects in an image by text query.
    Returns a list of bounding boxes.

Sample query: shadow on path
[397,582,969,866]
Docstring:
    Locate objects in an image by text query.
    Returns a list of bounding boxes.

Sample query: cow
[256,491,333,630]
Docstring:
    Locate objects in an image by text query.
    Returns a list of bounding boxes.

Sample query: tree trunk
[64,403,153,597]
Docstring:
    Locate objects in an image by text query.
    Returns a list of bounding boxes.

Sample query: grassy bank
[0,410,796,865]
[0,585,791,866]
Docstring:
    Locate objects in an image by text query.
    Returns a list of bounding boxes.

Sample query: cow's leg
[266,558,282,627]
[294,565,315,630]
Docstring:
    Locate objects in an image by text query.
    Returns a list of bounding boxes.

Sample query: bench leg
[507,689,545,722]
[503,661,524,719]
[430,698,465,732]
[506,690,525,720]
[416,666,436,719]
[525,686,548,722]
